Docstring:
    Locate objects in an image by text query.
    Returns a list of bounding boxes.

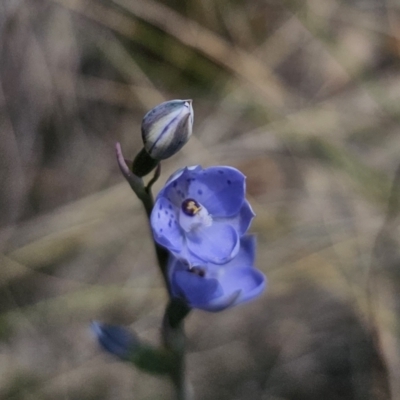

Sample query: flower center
[181,198,202,216]
[179,198,212,232]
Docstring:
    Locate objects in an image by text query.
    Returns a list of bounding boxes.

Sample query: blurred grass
[1,0,400,399]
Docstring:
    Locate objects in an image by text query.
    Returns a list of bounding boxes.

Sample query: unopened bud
[91,321,175,374]
[91,321,138,360]
[142,99,193,160]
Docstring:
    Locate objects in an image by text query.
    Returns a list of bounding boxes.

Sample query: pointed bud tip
[91,321,107,339]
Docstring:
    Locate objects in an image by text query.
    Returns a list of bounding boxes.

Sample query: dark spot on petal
[168,220,172,227]
[173,181,177,188]
[160,205,163,210]
[158,212,160,219]
[168,204,173,210]
[218,170,224,174]
[160,228,163,233]
[165,210,168,215]
[197,189,203,195]
[227,179,232,185]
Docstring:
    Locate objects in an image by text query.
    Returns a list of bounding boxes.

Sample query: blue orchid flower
[168,235,265,312]
[150,166,255,265]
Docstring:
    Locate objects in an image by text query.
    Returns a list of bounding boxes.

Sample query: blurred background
[1,0,400,399]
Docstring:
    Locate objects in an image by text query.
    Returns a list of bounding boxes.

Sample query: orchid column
[92,100,266,400]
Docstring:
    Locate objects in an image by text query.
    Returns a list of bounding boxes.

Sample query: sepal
[131,148,159,177]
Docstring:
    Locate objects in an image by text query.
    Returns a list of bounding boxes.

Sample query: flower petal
[195,290,241,312]
[173,270,223,306]
[234,269,265,305]
[222,234,256,269]
[211,265,265,307]
[158,166,201,207]
[151,197,183,252]
[236,201,255,235]
[187,166,246,217]
[214,200,255,237]
[168,237,265,312]
[186,223,239,264]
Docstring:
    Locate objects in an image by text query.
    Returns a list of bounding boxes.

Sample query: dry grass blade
[111,0,297,111]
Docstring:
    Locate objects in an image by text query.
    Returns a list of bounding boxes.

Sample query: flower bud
[91,321,175,374]
[91,321,139,360]
[142,99,193,160]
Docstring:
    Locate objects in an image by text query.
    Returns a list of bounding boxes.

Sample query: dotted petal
[187,166,245,217]
[150,197,183,252]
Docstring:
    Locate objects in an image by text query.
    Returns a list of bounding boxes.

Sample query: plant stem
[116,142,191,399]
[162,300,191,400]
[116,143,169,285]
